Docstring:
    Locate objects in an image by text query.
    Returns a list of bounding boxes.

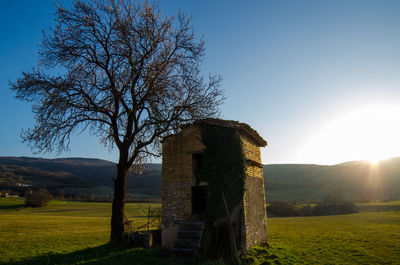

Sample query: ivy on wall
[199,125,247,222]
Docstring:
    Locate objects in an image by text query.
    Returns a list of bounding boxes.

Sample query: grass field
[268,211,400,264]
[0,198,177,265]
[1,198,400,264]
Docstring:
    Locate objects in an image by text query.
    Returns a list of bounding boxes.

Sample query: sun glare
[368,158,380,166]
[300,105,400,164]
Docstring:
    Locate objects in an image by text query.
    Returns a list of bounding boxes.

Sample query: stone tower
[161,119,268,253]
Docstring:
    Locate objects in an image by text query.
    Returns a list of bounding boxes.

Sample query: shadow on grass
[0,204,24,211]
[3,244,193,265]
[37,209,85,213]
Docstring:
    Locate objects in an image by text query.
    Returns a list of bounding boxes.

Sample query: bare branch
[10,0,223,243]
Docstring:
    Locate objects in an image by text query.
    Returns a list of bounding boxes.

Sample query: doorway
[192,185,207,214]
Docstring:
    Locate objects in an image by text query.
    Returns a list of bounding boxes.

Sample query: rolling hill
[265,158,400,201]
[0,156,161,198]
[1,156,399,202]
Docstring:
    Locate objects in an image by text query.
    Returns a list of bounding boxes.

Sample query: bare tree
[10,0,223,244]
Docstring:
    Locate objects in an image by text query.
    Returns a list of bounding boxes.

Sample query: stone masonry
[161,125,205,248]
[161,119,268,250]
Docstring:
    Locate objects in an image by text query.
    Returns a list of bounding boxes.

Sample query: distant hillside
[264,158,400,202]
[1,156,399,202]
[0,156,161,198]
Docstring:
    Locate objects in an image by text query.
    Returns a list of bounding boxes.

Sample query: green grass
[0,197,160,217]
[0,198,172,265]
[1,198,400,264]
[0,197,23,210]
[268,211,400,264]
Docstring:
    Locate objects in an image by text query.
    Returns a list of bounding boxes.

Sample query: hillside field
[2,156,400,202]
[1,198,400,264]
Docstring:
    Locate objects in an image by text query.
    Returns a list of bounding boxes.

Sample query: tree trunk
[110,151,128,244]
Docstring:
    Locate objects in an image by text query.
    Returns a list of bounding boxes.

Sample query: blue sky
[1,0,400,164]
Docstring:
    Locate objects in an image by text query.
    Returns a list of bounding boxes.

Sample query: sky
[1,0,400,165]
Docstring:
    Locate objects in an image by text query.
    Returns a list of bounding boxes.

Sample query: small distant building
[16,183,32,188]
[161,119,268,256]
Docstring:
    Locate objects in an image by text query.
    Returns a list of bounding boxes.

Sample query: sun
[368,158,380,166]
[300,105,400,164]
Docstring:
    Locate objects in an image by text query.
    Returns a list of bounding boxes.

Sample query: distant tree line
[1,180,159,203]
[267,195,358,217]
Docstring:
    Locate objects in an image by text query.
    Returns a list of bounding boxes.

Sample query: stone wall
[242,136,262,164]
[243,176,268,249]
[241,135,268,249]
[161,180,192,247]
[161,123,268,250]
[161,125,205,247]
[246,165,263,179]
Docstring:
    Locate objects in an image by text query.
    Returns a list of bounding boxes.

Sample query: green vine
[199,125,247,222]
